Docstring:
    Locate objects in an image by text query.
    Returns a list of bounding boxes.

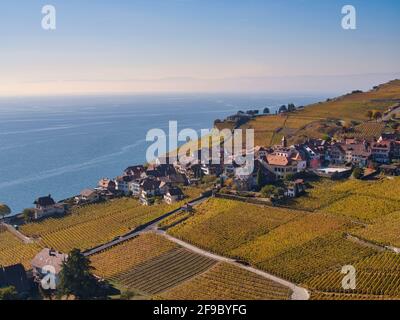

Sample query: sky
[0,0,399,96]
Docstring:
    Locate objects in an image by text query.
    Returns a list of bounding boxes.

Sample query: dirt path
[153,229,310,301]
[346,233,400,254]
[1,222,34,243]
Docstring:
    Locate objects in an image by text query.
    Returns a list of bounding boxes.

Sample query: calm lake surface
[0,94,324,214]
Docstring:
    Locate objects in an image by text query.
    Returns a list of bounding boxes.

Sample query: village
[2,98,400,300]
[18,102,400,224]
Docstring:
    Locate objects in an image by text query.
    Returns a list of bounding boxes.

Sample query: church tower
[281,136,287,148]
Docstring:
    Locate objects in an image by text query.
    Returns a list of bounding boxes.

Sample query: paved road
[82,193,310,300]
[379,103,400,122]
[153,229,310,301]
[83,195,209,256]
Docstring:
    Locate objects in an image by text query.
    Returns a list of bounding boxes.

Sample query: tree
[263,107,270,114]
[0,203,11,220]
[366,110,373,120]
[261,185,276,198]
[322,134,331,142]
[285,173,295,182]
[58,248,102,300]
[256,168,266,189]
[278,105,287,113]
[352,167,364,180]
[287,103,296,112]
[22,208,35,223]
[274,187,285,197]
[0,286,18,300]
[372,110,382,122]
[120,290,136,300]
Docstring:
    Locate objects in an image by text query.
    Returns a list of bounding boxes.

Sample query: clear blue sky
[0,0,399,95]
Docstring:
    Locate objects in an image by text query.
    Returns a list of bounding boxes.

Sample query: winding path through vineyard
[153,229,310,300]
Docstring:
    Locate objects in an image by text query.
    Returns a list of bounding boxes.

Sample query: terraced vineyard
[289,180,349,211]
[20,198,183,252]
[158,211,193,230]
[231,213,348,264]
[257,233,377,283]
[0,227,41,268]
[351,122,386,140]
[114,247,217,295]
[324,194,400,223]
[291,177,400,223]
[305,252,400,297]
[216,80,400,147]
[91,233,178,279]
[352,212,400,248]
[359,178,400,200]
[160,263,292,300]
[310,292,400,300]
[168,198,301,256]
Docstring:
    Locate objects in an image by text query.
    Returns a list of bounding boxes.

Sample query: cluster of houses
[27,161,191,221]
[28,130,400,221]
[244,133,400,185]
[94,162,187,206]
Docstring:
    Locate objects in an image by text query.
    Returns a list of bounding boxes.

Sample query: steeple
[281,136,287,148]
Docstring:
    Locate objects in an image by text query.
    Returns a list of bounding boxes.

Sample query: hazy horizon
[1,0,399,96]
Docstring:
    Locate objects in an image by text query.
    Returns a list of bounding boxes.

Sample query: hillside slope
[220,79,400,147]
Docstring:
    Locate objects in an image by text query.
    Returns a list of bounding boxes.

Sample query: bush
[352,167,364,180]
[261,185,276,198]
[0,286,18,300]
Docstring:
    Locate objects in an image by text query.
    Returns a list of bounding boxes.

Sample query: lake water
[0,94,324,214]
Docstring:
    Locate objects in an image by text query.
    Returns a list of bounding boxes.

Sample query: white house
[33,195,65,220]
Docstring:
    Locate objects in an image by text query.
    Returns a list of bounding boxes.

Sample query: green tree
[0,286,18,300]
[58,248,102,300]
[120,290,136,300]
[322,134,331,142]
[261,185,276,198]
[274,187,285,197]
[285,173,295,182]
[372,110,382,122]
[287,103,296,112]
[352,167,364,180]
[263,107,270,114]
[0,203,11,220]
[22,208,35,223]
[278,105,287,113]
[256,168,266,189]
